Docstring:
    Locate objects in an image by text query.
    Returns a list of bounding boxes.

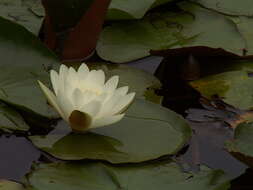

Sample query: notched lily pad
[29,99,191,163]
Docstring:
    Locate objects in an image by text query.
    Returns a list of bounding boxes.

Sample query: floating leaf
[191,0,253,16]
[227,16,253,55]
[0,103,29,133]
[97,2,245,63]
[190,71,253,110]
[29,99,191,163]
[0,16,59,118]
[226,122,253,168]
[0,0,43,34]
[0,180,24,190]
[25,0,45,17]
[107,0,174,20]
[25,161,230,190]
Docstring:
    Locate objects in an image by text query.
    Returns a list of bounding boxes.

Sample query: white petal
[97,70,105,85]
[72,88,83,108]
[50,70,59,94]
[59,64,69,78]
[77,63,89,81]
[111,92,136,115]
[86,70,105,85]
[58,64,69,92]
[63,79,76,101]
[114,86,129,96]
[92,114,125,128]
[104,76,119,93]
[96,92,122,118]
[38,81,65,119]
[57,88,74,120]
[81,90,97,105]
[67,67,78,86]
[95,93,108,103]
[79,101,101,117]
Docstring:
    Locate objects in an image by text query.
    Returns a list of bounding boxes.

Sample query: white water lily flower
[38,63,135,132]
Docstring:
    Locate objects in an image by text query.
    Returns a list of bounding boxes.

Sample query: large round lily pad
[0,16,59,118]
[24,161,230,190]
[29,99,191,163]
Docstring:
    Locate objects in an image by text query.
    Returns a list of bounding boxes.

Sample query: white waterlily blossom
[38,63,135,132]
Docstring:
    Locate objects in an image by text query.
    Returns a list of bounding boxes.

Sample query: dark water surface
[0,135,40,181]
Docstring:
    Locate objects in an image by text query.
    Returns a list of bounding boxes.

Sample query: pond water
[0,135,40,181]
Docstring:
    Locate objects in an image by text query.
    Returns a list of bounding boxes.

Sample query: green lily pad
[190,71,253,110]
[0,102,29,133]
[0,16,59,118]
[107,0,174,20]
[97,2,245,63]
[226,122,253,167]
[24,162,230,190]
[0,0,43,34]
[24,0,45,17]
[192,0,253,16]
[0,180,24,190]
[29,99,191,163]
[227,16,253,55]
